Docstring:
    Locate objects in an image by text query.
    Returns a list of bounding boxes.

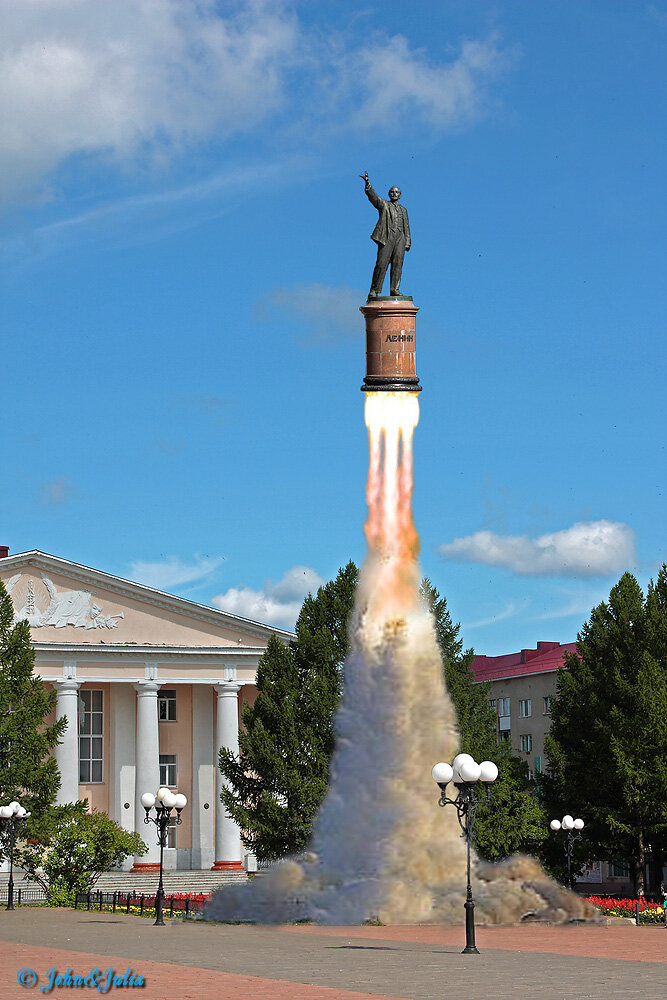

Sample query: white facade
[0,550,293,872]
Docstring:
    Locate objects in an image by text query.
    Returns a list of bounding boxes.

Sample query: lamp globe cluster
[141,787,187,813]
[0,802,31,821]
[550,815,584,831]
[431,754,499,787]
[0,801,31,911]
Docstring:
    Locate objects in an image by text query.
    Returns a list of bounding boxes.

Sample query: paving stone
[0,908,665,1000]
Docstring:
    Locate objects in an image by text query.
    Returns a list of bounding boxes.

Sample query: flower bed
[585,896,666,923]
[74,890,209,918]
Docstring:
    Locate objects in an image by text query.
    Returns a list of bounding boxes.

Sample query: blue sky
[1,1,665,653]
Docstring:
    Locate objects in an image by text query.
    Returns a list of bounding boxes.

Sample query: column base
[211,860,245,872]
[131,862,161,872]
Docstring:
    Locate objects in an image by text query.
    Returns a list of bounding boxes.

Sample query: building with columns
[0,548,293,872]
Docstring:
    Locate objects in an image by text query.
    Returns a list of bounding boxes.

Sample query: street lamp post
[550,815,584,888]
[432,755,498,954]
[141,786,187,926]
[0,801,31,910]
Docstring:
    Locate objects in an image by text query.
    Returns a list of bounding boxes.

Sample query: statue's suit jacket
[366,184,411,250]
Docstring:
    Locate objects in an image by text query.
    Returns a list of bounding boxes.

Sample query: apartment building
[470,641,636,894]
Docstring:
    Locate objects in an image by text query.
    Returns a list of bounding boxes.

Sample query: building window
[519,699,532,718]
[498,730,511,743]
[520,734,533,752]
[543,696,553,715]
[489,698,496,711]
[79,690,103,783]
[610,860,630,878]
[497,697,510,731]
[159,754,177,787]
[167,815,177,849]
[534,755,542,774]
[158,690,177,722]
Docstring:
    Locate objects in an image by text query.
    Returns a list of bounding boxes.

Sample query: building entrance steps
[92,869,248,894]
[0,869,248,896]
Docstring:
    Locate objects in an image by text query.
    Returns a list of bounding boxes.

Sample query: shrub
[17,802,147,903]
[46,879,76,907]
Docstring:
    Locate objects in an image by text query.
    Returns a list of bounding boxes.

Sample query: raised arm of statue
[360,172,383,210]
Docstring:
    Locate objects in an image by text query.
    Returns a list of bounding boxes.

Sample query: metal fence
[74,890,207,919]
[0,887,46,905]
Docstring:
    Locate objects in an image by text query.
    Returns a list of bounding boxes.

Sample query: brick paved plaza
[0,908,665,1000]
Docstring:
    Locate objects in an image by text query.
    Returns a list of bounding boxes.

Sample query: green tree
[219,561,358,861]
[542,569,667,895]
[17,803,146,905]
[644,565,667,889]
[0,579,65,861]
[421,579,547,862]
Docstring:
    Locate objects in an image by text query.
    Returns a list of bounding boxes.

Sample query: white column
[133,681,161,869]
[109,684,136,869]
[192,686,215,870]
[213,682,244,870]
[53,679,81,805]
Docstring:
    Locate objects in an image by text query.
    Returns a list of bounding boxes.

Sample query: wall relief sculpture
[5,573,124,630]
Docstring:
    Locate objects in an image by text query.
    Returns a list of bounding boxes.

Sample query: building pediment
[7,569,124,632]
[0,551,292,650]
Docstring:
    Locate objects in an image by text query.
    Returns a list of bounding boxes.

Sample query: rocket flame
[362,392,421,635]
[203,389,596,927]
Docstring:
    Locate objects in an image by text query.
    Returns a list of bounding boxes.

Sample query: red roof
[471,641,578,683]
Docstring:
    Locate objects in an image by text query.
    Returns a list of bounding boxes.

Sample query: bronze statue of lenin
[360,172,411,298]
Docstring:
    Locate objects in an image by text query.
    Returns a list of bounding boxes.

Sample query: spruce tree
[0,579,65,860]
[420,579,547,862]
[542,569,667,895]
[219,562,358,861]
[222,568,547,863]
[644,565,667,890]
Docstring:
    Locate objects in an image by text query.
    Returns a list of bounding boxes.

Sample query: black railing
[74,890,207,918]
[0,887,46,905]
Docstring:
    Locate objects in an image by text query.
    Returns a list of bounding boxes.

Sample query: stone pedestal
[360,297,421,392]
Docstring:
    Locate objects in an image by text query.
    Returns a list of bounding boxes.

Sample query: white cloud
[0,1,514,207]
[341,33,514,131]
[256,283,364,342]
[129,555,224,591]
[438,520,636,577]
[11,155,310,257]
[464,599,530,630]
[39,156,307,235]
[212,565,324,628]
[0,0,298,202]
